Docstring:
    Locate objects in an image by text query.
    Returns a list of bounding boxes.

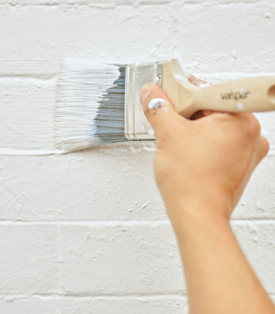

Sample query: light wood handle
[190,77,275,115]
[162,59,275,118]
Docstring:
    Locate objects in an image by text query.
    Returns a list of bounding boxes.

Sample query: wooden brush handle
[162,59,275,118]
[190,77,275,116]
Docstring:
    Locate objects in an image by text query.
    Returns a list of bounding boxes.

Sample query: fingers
[236,113,269,164]
[187,75,216,119]
[189,110,205,120]
[140,83,186,138]
[189,110,216,120]
[187,75,215,120]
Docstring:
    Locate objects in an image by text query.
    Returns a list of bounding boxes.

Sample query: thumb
[140,83,185,138]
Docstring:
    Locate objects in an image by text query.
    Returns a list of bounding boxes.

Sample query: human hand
[140,77,269,223]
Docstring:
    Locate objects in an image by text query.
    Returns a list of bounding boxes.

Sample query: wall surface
[0,0,275,313]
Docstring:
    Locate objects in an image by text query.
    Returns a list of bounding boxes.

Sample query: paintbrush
[54,58,275,153]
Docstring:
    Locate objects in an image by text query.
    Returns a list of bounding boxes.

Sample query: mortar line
[0,72,275,80]
[0,1,274,8]
[56,224,62,296]
[0,220,171,226]
[0,293,187,298]
[0,219,275,226]
[0,292,274,299]
[0,72,274,86]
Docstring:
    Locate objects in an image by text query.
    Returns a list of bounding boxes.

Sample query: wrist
[165,194,232,234]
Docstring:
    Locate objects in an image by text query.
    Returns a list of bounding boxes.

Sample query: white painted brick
[58,223,184,295]
[0,146,275,221]
[0,224,58,294]
[57,222,275,295]
[177,3,275,73]
[233,154,275,220]
[0,79,56,150]
[232,222,275,294]
[0,222,273,298]
[0,4,274,72]
[0,148,166,221]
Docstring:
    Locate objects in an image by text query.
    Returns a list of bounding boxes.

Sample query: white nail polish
[148,98,167,109]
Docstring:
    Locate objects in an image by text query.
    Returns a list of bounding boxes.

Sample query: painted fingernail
[148,98,168,110]
[140,84,151,104]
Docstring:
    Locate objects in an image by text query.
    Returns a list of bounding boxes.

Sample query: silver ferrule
[124,61,163,140]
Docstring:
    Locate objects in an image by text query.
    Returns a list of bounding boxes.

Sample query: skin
[140,77,275,314]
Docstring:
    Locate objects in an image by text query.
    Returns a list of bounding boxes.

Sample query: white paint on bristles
[54,58,120,152]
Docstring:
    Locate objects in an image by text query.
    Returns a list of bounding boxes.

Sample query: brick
[232,222,275,294]
[0,143,275,221]
[58,222,275,295]
[0,79,56,150]
[0,4,274,72]
[58,223,184,295]
[233,154,275,220]
[0,224,58,294]
[0,148,165,221]
[177,3,275,73]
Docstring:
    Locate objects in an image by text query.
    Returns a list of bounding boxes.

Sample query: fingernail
[140,84,151,104]
[148,98,167,109]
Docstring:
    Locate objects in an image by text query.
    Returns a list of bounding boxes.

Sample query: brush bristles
[54,58,127,152]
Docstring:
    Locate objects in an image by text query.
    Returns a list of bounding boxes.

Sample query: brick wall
[0,0,274,313]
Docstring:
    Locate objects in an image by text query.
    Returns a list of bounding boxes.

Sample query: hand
[140,77,269,223]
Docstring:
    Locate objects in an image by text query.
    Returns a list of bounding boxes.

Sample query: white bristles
[54,58,121,152]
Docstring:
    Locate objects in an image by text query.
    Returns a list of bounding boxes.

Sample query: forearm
[170,202,275,314]
[140,80,272,313]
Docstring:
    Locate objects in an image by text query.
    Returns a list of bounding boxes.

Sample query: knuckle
[156,128,173,144]
[260,137,270,158]
[157,122,183,146]
[243,114,261,138]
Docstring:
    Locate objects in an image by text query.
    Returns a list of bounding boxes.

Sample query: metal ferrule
[124,61,163,140]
